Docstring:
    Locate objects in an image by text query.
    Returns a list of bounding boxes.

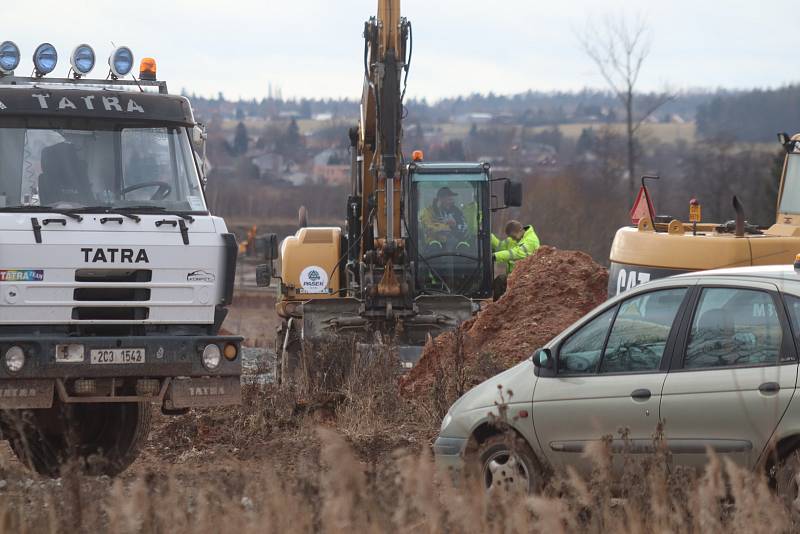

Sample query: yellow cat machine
[257,0,521,382]
[608,133,800,298]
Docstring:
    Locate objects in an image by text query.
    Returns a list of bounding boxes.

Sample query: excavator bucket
[301,295,473,368]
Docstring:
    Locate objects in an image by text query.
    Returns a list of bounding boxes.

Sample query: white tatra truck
[0,41,242,475]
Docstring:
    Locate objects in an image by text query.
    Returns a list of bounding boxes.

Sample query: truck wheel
[6,402,151,477]
[477,434,543,495]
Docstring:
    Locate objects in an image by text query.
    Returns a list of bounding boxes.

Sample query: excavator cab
[408,162,494,300]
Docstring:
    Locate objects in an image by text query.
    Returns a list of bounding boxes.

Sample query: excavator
[257,0,521,382]
[609,133,800,297]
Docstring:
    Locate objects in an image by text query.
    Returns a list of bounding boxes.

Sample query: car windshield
[415,177,484,295]
[780,153,800,214]
[0,119,205,212]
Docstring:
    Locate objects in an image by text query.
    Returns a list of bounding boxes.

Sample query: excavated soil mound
[403,246,608,394]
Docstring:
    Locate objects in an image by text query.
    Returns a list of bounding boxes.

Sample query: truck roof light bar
[0,76,169,94]
[70,44,96,78]
[33,43,58,77]
[109,46,134,79]
[0,41,20,75]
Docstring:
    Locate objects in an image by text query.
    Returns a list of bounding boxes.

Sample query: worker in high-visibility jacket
[491,220,540,299]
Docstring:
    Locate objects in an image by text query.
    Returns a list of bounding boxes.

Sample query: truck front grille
[71,307,150,321]
[73,288,151,302]
[75,269,152,283]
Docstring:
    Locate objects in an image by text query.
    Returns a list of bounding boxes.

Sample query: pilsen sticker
[0,270,44,282]
[299,266,329,294]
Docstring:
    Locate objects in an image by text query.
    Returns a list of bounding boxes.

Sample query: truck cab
[0,42,241,476]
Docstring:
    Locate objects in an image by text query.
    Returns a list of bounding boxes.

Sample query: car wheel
[478,434,542,495]
[776,449,800,516]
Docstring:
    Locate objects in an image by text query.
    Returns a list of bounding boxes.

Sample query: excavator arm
[358,0,410,250]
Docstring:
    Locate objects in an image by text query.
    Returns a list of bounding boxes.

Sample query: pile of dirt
[403,246,608,393]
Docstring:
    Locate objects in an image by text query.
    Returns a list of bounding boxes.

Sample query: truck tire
[6,402,151,477]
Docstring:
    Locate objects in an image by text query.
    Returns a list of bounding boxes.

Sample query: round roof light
[33,43,58,76]
[109,46,134,78]
[0,41,20,75]
[70,44,95,76]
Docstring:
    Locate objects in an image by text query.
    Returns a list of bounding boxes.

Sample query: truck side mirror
[255,233,279,288]
[192,124,207,145]
[256,263,272,287]
[504,181,523,208]
[256,233,279,261]
[192,124,209,185]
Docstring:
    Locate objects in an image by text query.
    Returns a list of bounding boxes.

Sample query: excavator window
[415,178,485,295]
[779,153,800,214]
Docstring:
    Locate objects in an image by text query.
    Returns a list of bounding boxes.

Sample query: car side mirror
[504,180,523,208]
[256,263,272,287]
[532,348,553,369]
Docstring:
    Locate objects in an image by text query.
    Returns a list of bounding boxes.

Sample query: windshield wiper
[0,205,84,221]
[115,206,195,222]
[60,206,141,222]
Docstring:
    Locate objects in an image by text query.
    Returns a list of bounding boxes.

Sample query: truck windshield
[0,120,205,212]
[415,178,484,295]
[780,154,800,215]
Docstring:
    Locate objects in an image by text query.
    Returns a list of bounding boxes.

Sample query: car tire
[477,433,543,495]
[776,449,800,516]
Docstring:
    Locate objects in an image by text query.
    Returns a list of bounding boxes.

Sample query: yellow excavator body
[608,133,800,296]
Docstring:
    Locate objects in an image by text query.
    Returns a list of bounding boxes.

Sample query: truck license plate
[90,348,145,364]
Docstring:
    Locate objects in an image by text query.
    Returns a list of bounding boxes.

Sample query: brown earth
[403,246,609,393]
[222,290,279,347]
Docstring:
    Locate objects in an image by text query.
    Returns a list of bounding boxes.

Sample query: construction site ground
[1,248,795,532]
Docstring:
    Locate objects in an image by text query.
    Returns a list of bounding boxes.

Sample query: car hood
[450,359,537,415]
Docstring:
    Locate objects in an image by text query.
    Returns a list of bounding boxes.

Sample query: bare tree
[579,15,673,191]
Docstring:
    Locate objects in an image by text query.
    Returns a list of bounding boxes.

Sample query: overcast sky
[5,1,799,101]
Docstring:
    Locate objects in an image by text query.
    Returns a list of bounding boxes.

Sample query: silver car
[435,265,800,496]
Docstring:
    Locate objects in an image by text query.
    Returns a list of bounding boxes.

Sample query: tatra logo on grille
[81,248,149,263]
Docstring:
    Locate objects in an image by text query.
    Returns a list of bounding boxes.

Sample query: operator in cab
[491,220,540,299]
[420,186,470,251]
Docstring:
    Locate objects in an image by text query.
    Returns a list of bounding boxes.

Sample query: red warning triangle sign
[630,186,655,225]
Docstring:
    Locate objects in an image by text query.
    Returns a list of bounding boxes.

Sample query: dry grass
[0,343,798,533]
[3,427,794,533]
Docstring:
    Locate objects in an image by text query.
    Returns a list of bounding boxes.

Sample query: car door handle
[759,382,781,394]
[631,388,652,400]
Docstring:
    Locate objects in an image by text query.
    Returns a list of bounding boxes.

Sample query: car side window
[785,294,800,335]
[685,288,782,369]
[558,307,616,374]
[600,288,686,374]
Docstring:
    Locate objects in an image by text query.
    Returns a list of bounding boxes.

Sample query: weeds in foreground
[0,342,797,533]
[2,422,795,533]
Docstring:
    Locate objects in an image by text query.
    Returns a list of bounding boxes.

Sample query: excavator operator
[420,186,470,251]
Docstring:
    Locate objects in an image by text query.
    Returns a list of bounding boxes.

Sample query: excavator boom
[260,0,521,380]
